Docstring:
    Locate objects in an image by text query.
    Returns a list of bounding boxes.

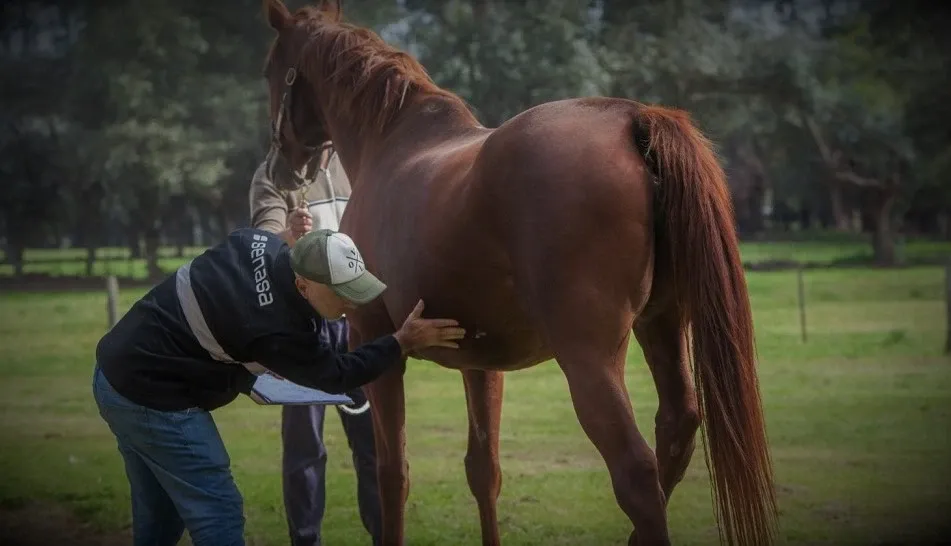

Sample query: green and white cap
[290,229,387,304]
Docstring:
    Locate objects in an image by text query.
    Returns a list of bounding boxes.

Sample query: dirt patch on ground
[0,499,129,546]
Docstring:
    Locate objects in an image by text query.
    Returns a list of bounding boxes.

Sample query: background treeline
[2,0,948,278]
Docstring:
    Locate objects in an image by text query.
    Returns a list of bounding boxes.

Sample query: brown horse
[261,1,777,545]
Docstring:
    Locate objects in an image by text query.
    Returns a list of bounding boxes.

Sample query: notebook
[248,373,354,406]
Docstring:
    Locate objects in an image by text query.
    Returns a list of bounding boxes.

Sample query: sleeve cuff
[376,334,403,359]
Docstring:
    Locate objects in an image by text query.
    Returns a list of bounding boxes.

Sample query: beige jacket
[248,151,351,233]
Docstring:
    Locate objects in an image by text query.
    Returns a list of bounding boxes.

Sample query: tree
[401,0,611,127]
[67,0,273,276]
[0,0,79,275]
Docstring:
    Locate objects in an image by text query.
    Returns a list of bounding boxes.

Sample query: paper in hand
[249,373,354,406]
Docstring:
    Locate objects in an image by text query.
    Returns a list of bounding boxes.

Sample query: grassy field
[0,263,949,545]
[2,237,949,279]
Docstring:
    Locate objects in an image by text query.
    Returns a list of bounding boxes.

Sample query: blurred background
[1,0,948,279]
[1,1,950,545]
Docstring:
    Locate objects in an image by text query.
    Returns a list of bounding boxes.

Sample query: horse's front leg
[462,369,505,545]
[365,359,409,545]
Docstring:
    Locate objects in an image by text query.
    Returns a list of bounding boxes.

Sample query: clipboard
[248,373,354,406]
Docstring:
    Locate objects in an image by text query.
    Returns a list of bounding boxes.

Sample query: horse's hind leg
[556,338,670,546]
[461,369,504,545]
[634,308,700,504]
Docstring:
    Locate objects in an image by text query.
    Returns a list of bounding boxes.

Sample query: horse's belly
[412,328,551,371]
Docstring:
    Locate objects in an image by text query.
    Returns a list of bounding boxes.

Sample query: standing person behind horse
[249,143,380,546]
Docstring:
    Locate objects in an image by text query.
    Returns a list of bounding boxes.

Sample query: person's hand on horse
[393,300,465,356]
[288,205,313,240]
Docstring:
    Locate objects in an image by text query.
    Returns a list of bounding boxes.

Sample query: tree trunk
[176,207,191,258]
[78,215,100,277]
[166,197,190,258]
[732,140,769,235]
[85,244,97,276]
[144,227,163,280]
[128,227,142,259]
[9,244,25,277]
[217,207,232,240]
[800,206,812,230]
[747,182,766,234]
[79,182,105,276]
[870,191,898,266]
[829,182,851,231]
[198,209,213,247]
[941,213,951,240]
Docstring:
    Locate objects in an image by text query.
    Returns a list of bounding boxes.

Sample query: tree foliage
[0,0,947,274]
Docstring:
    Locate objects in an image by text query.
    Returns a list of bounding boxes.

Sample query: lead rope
[295,148,338,213]
[324,149,338,209]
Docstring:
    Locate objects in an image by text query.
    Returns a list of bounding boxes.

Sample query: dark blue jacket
[96,228,401,411]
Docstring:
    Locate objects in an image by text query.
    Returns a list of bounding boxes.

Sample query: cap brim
[330,270,387,305]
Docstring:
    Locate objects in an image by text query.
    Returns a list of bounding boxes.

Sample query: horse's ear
[318,0,343,21]
[263,0,291,31]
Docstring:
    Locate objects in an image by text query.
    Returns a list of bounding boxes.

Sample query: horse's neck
[322,122,365,182]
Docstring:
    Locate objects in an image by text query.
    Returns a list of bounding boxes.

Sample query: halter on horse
[264,61,334,192]
[261,2,777,545]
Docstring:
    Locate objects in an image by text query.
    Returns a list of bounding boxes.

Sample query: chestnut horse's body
[343,98,655,373]
[262,2,777,546]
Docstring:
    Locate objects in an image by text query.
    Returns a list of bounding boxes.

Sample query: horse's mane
[288,7,476,134]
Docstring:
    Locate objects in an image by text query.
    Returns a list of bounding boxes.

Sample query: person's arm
[247,331,403,394]
[248,299,465,394]
[248,162,298,244]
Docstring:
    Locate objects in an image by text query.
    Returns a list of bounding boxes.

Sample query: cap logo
[327,233,366,285]
[346,247,365,275]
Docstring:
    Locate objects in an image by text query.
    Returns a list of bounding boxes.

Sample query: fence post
[106,275,119,329]
[797,267,807,343]
[945,259,951,354]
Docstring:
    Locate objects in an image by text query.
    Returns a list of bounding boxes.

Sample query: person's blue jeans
[92,365,245,546]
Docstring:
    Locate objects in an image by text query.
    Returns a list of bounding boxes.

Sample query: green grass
[0,246,207,279]
[1,266,949,545]
[3,238,949,279]
[0,246,209,262]
[738,238,951,265]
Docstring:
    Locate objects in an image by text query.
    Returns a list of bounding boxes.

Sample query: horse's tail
[630,105,777,546]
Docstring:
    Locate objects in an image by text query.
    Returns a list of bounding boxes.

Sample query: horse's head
[262,0,341,190]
